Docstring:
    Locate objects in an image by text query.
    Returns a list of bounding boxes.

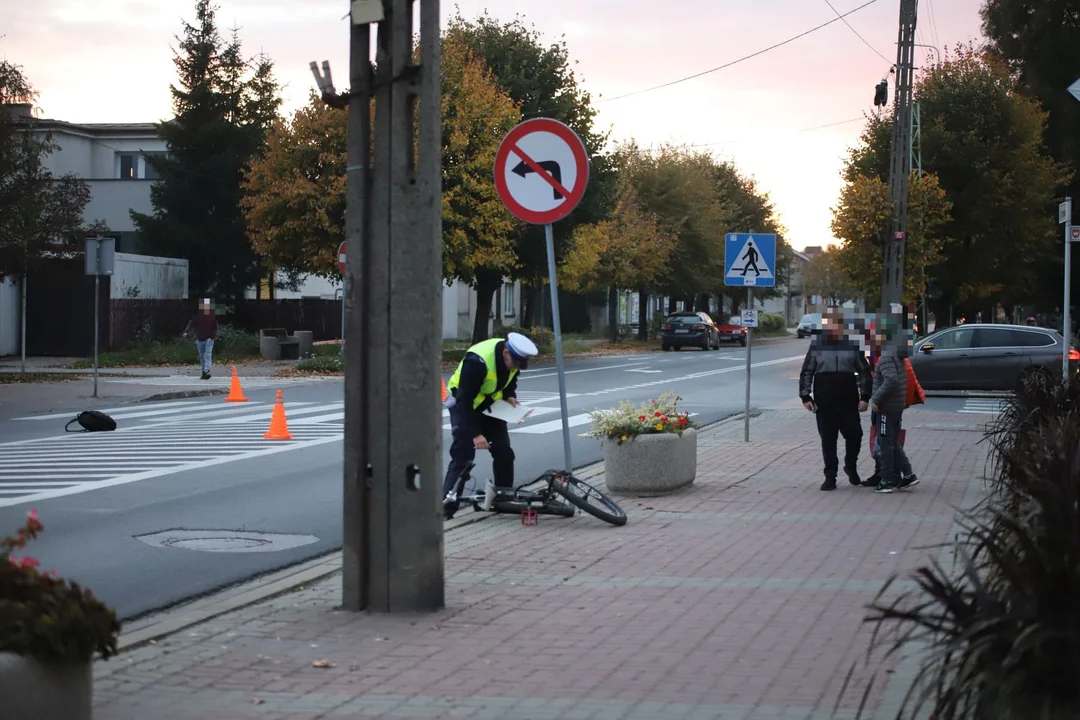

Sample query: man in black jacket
[799,307,872,491]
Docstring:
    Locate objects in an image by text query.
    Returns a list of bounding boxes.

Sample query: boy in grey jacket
[869,322,918,494]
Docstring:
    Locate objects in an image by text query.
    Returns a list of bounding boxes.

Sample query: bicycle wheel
[551,474,627,526]
[494,493,575,518]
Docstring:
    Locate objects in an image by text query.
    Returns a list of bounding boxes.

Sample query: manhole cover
[134,529,319,553]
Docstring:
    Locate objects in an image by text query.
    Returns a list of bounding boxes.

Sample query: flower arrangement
[587,392,697,445]
[1,510,121,665]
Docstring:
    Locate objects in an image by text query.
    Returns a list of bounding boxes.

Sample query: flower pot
[602,427,697,495]
[0,652,92,720]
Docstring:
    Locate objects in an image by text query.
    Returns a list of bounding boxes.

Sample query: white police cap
[506,332,538,362]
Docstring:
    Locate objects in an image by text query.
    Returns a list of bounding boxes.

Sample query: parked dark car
[661,312,720,351]
[716,315,748,346]
[909,323,1080,391]
[796,313,821,339]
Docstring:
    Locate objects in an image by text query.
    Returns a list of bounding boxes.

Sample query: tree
[241,34,521,320]
[802,248,854,306]
[832,171,952,305]
[0,61,90,281]
[836,46,1067,317]
[982,0,1080,200]
[445,12,618,333]
[241,92,347,286]
[560,166,676,341]
[132,0,281,300]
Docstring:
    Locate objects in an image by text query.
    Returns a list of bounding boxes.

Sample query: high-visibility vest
[447,338,517,409]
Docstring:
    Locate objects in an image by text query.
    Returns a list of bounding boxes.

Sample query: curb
[113,412,748,652]
[136,388,231,403]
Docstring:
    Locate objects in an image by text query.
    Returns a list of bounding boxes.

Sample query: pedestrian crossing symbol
[724,233,776,287]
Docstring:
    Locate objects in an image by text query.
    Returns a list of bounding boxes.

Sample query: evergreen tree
[132,0,281,299]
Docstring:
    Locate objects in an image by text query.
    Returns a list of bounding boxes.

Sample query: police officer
[442,332,539,517]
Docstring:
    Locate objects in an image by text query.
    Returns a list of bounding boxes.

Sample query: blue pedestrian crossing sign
[724,233,776,287]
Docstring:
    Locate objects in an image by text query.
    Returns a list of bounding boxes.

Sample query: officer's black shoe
[820,477,837,491]
[443,500,460,520]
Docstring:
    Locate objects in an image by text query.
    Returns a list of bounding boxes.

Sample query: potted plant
[1,509,121,720]
[587,392,698,495]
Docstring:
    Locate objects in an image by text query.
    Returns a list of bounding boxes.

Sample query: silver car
[909,323,1078,391]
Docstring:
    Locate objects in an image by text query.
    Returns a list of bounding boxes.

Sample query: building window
[119,153,137,179]
[502,283,516,316]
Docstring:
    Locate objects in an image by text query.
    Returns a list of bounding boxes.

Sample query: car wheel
[740,339,747,347]
[797,331,804,339]
[662,344,670,351]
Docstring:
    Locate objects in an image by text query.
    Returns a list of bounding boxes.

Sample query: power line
[685,116,866,149]
[821,0,893,65]
[597,0,883,104]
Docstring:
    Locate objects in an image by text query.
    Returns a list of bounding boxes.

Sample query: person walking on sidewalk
[868,317,919,494]
[799,307,872,491]
[182,299,218,380]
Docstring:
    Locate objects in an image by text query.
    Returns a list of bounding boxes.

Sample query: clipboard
[483,400,535,425]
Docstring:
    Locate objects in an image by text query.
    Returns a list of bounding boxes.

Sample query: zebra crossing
[100,375,332,389]
[0,423,342,508]
[959,398,1007,415]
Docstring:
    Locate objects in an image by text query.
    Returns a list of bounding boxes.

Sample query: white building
[0,107,181,356]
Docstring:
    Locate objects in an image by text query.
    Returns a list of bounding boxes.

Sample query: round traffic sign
[493,118,590,225]
[337,241,347,275]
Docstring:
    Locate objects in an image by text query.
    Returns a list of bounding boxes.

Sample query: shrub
[494,324,555,353]
[586,392,697,445]
[0,510,121,665]
[757,312,786,333]
[859,377,1080,719]
[295,355,343,373]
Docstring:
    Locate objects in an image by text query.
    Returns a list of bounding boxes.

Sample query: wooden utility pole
[314,0,444,614]
[881,0,919,310]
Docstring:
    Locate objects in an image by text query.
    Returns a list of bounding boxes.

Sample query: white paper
[483,400,535,425]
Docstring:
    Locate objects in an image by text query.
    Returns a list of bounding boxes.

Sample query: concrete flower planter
[0,652,92,720]
[602,428,697,495]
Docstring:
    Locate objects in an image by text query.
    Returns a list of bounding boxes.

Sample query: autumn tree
[802,247,854,306]
[132,0,282,299]
[0,61,90,281]
[240,93,346,288]
[837,45,1066,317]
[445,12,617,331]
[832,171,951,304]
[559,167,676,341]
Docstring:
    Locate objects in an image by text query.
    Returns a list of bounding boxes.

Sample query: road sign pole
[340,274,347,358]
[744,287,752,442]
[545,222,573,472]
[1064,197,1073,378]
[93,273,100,398]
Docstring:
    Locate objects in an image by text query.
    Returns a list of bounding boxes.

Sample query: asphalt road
[0,337,985,620]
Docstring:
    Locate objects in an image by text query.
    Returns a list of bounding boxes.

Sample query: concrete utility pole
[881,0,919,310]
[314,0,444,614]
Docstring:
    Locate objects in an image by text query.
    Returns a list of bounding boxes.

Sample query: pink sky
[1,0,987,251]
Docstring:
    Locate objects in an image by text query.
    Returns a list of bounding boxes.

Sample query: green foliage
[863,373,1080,718]
[1,510,121,664]
[295,355,342,373]
[71,325,259,368]
[757,312,786,333]
[494,324,554,353]
[132,0,282,299]
[587,392,697,445]
[0,61,92,280]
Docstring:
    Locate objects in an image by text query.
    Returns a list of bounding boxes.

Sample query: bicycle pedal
[521,508,538,526]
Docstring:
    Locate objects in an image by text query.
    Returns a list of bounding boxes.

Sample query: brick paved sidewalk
[92,407,988,720]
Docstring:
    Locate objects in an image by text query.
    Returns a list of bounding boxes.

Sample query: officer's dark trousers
[441,404,515,498]
[816,403,862,479]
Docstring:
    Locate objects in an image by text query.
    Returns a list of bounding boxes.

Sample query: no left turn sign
[493,118,590,225]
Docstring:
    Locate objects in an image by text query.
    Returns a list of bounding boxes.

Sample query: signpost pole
[545,222,573,473]
[744,287,752,442]
[340,275,347,358]
[93,273,100,398]
[1064,197,1073,378]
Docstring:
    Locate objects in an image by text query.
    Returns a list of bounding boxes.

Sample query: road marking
[204,402,343,424]
[13,400,200,421]
[0,425,343,509]
[625,368,662,374]
[958,398,1006,415]
[519,361,651,380]
[510,413,594,435]
[582,355,804,397]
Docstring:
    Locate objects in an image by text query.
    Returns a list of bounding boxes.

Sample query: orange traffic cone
[263,389,293,440]
[441,377,448,403]
[224,366,249,403]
